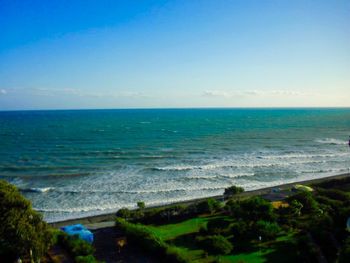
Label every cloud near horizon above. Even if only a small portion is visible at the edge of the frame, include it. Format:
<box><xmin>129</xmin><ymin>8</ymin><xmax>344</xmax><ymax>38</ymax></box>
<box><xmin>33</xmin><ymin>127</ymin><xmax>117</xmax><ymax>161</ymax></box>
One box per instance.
<box><xmin>203</xmin><ymin>89</ymin><xmax>309</xmax><ymax>98</ymax></box>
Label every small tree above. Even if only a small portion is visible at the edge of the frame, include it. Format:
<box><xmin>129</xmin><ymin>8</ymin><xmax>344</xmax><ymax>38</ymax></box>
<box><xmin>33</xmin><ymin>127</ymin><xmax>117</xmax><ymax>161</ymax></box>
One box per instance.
<box><xmin>197</xmin><ymin>198</ymin><xmax>222</xmax><ymax>214</ymax></box>
<box><xmin>116</xmin><ymin>208</ymin><xmax>131</xmax><ymax>220</ymax></box>
<box><xmin>137</xmin><ymin>201</ymin><xmax>146</xmax><ymax>210</ymax></box>
<box><xmin>253</xmin><ymin>220</ymin><xmax>281</xmax><ymax>240</ymax></box>
<box><xmin>224</xmin><ymin>185</ymin><xmax>244</xmax><ymax>197</ymax></box>
<box><xmin>196</xmin><ymin>235</ymin><xmax>233</xmax><ymax>255</ymax></box>
<box><xmin>0</xmin><ymin>180</ymin><xmax>52</xmax><ymax>262</ymax></box>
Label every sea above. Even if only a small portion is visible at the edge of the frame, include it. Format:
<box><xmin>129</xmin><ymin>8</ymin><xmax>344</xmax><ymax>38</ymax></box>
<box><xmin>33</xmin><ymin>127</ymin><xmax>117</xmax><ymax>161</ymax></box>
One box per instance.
<box><xmin>0</xmin><ymin>108</ymin><xmax>349</xmax><ymax>222</ymax></box>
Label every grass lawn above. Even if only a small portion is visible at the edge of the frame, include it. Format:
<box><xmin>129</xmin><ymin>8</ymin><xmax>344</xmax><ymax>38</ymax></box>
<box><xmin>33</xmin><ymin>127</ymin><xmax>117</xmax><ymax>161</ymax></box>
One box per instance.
<box><xmin>147</xmin><ymin>215</ymin><xmax>216</xmax><ymax>240</ymax></box>
<box><xmin>219</xmin><ymin>233</ymin><xmax>298</xmax><ymax>263</ymax></box>
<box><xmin>146</xmin><ymin>215</ymin><xmax>299</xmax><ymax>263</ymax></box>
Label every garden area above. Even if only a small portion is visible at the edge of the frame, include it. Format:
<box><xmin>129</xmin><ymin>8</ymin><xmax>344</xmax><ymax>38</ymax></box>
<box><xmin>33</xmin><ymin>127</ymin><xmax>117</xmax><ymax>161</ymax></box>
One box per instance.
<box><xmin>115</xmin><ymin>180</ymin><xmax>350</xmax><ymax>263</ymax></box>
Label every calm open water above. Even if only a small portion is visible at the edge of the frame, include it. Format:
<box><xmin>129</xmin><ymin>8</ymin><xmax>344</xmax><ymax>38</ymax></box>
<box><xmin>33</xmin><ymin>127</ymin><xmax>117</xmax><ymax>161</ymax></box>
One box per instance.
<box><xmin>0</xmin><ymin>108</ymin><xmax>349</xmax><ymax>222</ymax></box>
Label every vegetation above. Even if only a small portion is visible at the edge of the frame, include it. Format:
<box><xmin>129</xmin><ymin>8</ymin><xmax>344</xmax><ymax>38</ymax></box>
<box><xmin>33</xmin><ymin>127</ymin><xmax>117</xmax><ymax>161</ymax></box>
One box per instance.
<box><xmin>115</xmin><ymin>177</ymin><xmax>350</xmax><ymax>262</ymax></box>
<box><xmin>196</xmin><ymin>235</ymin><xmax>233</xmax><ymax>255</ymax></box>
<box><xmin>0</xmin><ymin>180</ymin><xmax>52</xmax><ymax>262</ymax></box>
<box><xmin>224</xmin><ymin>185</ymin><xmax>244</xmax><ymax>197</ymax></box>
<box><xmin>52</xmin><ymin>229</ymin><xmax>101</xmax><ymax>263</ymax></box>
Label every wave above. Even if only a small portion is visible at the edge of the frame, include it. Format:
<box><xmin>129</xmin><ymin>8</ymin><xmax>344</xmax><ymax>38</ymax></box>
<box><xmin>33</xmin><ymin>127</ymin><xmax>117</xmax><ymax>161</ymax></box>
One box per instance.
<box><xmin>315</xmin><ymin>138</ymin><xmax>346</xmax><ymax>145</ymax></box>
<box><xmin>150</xmin><ymin>158</ymin><xmax>332</xmax><ymax>172</ymax></box>
<box><xmin>20</xmin><ymin>187</ymin><xmax>55</xmax><ymax>193</ymax></box>
<box><xmin>39</xmin><ymin>185</ymin><xmax>227</xmax><ymax>195</ymax></box>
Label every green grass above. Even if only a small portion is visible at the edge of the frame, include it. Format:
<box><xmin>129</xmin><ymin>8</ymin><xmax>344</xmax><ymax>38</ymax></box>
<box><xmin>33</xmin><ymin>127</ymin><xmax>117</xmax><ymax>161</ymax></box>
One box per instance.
<box><xmin>147</xmin><ymin>216</ymin><xmax>211</xmax><ymax>240</ymax></box>
<box><xmin>219</xmin><ymin>233</ymin><xmax>298</xmax><ymax>263</ymax></box>
<box><xmin>146</xmin><ymin>216</ymin><xmax>299</xmax><ymax>263</ymax></box>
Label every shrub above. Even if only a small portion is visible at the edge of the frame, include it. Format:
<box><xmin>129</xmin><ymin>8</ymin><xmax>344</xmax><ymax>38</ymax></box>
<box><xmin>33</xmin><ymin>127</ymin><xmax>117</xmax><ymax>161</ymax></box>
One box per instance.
<box><xmin>229</xmin><ymin>220</ymin><xmax>251</xmax><ymax>241</ymax></box>
<box><xmin>115</xmin><ymin>218</ymin><xmax>165</xmax><ymax>254</ymax></box>
<box><xmin>253</xmin><ymin>220</ymin><xmax>281</xmax><ymax>240</ymax></box>
<box><xmin>224</xmin><ymin>185</ymin><xmax>244</xmax><ymax>197</ymax></box>
<box><xmin>196</xmin><ymin>235</ymin><xmax>233</xmax><ymax>255</ymax></box>
<box><xmin>196</xmin><ymin>198</ymin><xmax>222</xmax><ymax>214</ymax></box>
<box><xmin>137</xmin><ymin>201</ymin><xmax>146</xmax><ymax>210</ymax></box>
<box><xmin>239</xmin><ymin>196</ymin><xmax>275</xmax><ymax>222</ymax></box>
<box><xmin>57</xmin><ymin>232</ymin><xmax>95</xmax><ymax>258</ymax></box>
<box><xmin>115</xmin><ymin>218</ymin><xmax>191</xmax><ymax>262</ymax></box>
<box><xmin>116</xmin><ymin>207</ymin><xmax>131</xmax><ymax>219</ymax></box>
<box><xmin>206</xmin><ymin>218</ymin><xmax>231</xmax><ymax>235</ymax></box>
<box><xmin>289</xmin><ymin>191</ymin><xmax>319</xmax><ymax>214</ymax></box>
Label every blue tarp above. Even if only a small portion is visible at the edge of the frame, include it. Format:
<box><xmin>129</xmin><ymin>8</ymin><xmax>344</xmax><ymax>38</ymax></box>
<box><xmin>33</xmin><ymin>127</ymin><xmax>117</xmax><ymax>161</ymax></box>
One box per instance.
<box><xmin>60</xmin><ymin>224</ymin><xmax>94</xmax><ymax>244</ymax></box>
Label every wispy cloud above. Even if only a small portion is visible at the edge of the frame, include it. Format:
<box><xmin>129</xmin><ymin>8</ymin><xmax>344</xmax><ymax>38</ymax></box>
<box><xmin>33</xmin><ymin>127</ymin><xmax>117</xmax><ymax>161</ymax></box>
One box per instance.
<box><xmin>203</xmin><ymin>89</ymin><xmax>310</xmax><ymax>98</ymax></box>
<box><xmin>0</xmin><ymin>89</ymin><xmax>7</xmax><ymax>95</ymax></box>
<box><xmin>32</xmin><ymin>88</ymin><xmax>150</xmax><ymax>99</ymax></box>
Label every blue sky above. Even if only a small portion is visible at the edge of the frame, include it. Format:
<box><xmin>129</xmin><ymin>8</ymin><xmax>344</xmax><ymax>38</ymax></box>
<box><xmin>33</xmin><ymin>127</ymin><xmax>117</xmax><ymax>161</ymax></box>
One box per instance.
<box><xmin>0</xmin><ymin>0</ymin><xmax>349</xmax><ymax>110</ymax></box>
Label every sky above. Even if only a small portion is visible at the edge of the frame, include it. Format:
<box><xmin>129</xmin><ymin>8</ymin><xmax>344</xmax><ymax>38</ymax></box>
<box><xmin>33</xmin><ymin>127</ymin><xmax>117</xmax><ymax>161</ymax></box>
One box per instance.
<box><xmin>0</xmin><ymin>0</ymin><xmax>349</xmax><ymax>110</ymax></box>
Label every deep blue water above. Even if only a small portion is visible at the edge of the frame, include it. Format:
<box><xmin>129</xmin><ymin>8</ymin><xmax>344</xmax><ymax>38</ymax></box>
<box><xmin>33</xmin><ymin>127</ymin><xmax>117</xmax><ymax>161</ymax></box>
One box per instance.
<box><xmin>1</xmin><ymin>108</ymin><xmax>350</xmax><ymax>222</ymax></box>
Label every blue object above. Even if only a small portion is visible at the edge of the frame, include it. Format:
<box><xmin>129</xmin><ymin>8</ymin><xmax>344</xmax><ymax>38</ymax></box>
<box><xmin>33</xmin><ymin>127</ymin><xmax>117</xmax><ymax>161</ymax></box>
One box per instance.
<box><xmin>60</xmin><ymin>224</ymin><xmax>94</xmax><ymax>244</ymax></box>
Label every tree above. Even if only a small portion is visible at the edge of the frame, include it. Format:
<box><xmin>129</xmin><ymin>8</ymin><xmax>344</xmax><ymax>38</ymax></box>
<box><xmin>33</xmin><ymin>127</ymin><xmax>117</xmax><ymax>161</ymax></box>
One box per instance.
<box><xmin>116</xmin><ymin>207</ymin><xmax>131</xmax><ymax>220</ymax></box>
<box><xmin>196</xmin><ymin>235</ymin><xmax>233</xmax><ymax>255</ymax></box>
<box><xmin>224</xmin><ymin>185</ymin><xmax>244</xmax><ymax>197</ymax></box>
<box><xmin>253</xmin><ymin>220</ymin><xmax>281</xmax><ymax>240</ymax></box>
<box><xmin>197</xmin><ymin>198</ymin><xmax>222</xmax><ymax>214</ymax></box>
<box><xmin>289</xmin><ymin>200</ymin><xmax>303</xmax><ymax>216</ymax></box>
<box><xmin>239</xmin><ymin>196</ymin><xmax>275</xmax><ymax>222</ymax></box>
<box><xmin>137</xmin><ymin>201</ymin><xmax>146</xmax><ymax>210</ymax></box>
<box><xmin>0</xmin><ymin>180</ymin><xmax>52</xmax><ymax>262</ymax></box>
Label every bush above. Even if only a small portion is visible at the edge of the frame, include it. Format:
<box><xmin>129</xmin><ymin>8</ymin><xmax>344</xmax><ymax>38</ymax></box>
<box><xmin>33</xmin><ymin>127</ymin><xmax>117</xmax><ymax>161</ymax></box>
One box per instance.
<box><xmin>253</xmin><ymin>220</ymin><xmax>281</xmax><ymax>240</ymax></box>
<box><xmin>206</xmin><ymin>218</ymin><xmax>231</xmax><ymax>235</ymax></box>
<box><xmin>239</xmin><ymin>196</ymin><xmax>275</xmax><ymax>222</ymax></box>
<box><xmin>196</xmin><ymin>198</ymin><xmax>222</xmax><ymax>214</ymax></box>
<box><xmin>115</xmin><ymin>218</ymin><xmax>190</xmax><ymax>262</ymax></box>
<box><xmin>229</xmin><ymin>220</ymin><xmax>251</xmax><ymax>241</ymax></box>
<box><xmin>196</xmin><ymin>235</ymin><xmax>233</xmax><ymax>255</ymax></box>
<box><xmin>57</xmin><ymin>232</ymin><xmax>95</xmax><ymax>258</ymax></box>
<box><xmin>116</xmin><ymin>207</ymin><xmax>131</xmax><ymax>219</ymax></box>
<box><xmin>289</xmin><ymin>191</ymin><xmax>319</xmax><ymax>214</ymax></box>
<box><xmin>224</xmin><ymin>185</ymin><xmax>244</xmax><ymax>197</ymax></box>
<box><xmin>115</xmin><ymin>218</ymin><xmax>165</xmax><ymax>254</ymax></box>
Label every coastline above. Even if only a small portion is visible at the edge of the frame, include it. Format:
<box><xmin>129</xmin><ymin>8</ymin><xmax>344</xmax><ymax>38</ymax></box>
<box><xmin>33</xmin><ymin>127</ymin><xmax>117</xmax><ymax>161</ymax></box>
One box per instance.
<box><xmin>49</xmin><ymin>172</ymin><xmax>350</xmax><ymax>228</ymax></box>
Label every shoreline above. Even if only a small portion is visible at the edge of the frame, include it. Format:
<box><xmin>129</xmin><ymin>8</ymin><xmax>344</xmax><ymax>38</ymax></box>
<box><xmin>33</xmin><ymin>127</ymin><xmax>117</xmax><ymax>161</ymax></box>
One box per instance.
<box><xmin>49</xmin><ymin>172</ymin><xmax>350</xmax><ymax>228</ymax></box>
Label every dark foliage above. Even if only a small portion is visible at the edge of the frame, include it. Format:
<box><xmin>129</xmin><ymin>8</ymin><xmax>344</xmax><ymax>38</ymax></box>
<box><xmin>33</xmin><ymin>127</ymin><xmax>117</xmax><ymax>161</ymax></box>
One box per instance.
<box><xmin>196</xmin><ymin>235</ymin><xmax>233</xmax><ymax>255</ymax></box>
<box><xmin>0</xmin><ymin>180</ymin><xmax>52</xmax><ymax>262</ymax></box>
<box><xmin>224</xmin><ymin>185</ymin><xmax>244</xmax><ymax>197</ymax></box>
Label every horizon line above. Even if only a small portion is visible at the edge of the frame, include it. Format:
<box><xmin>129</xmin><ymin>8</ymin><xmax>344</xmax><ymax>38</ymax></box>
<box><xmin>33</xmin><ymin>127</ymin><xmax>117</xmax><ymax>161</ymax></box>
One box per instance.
<box><xmin>1</xmin><ymin>106</ymin><xmax>350</xmax><ymax>112</ymax></box>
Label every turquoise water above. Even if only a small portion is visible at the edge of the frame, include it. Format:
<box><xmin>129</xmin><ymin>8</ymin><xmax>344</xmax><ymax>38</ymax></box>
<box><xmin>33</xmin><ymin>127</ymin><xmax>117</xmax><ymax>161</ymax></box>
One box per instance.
<box><xmin>0</xmin><ymin>108</ymin><xmax>349</xmax><ymax>222</ymax></box>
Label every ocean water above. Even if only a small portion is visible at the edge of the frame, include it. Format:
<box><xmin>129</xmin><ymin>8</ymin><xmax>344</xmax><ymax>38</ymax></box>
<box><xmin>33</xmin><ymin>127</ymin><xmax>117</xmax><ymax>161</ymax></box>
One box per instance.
<box><xmin>0</xmin><ymin>108</ymin><xmax>349</xmax><ymax>222</ymax></box>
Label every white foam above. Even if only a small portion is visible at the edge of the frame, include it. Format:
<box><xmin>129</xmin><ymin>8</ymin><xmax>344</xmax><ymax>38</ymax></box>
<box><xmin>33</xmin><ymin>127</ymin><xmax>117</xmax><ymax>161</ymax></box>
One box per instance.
<box><xmin>315</xmin><ymin>138</ymin><xmax>346</xmax><ymax>145</ymax></box>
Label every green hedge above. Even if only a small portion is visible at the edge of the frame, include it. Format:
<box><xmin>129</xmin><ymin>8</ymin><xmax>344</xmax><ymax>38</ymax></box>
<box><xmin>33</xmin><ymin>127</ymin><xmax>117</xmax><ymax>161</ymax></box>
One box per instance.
<box><xmin>55</xmin><ymin>231</ymin><xmax>100</xmax><ymax>263</ymax></box>
<box><xmin>115</xmin><ymin>217</ymin><xmax>190</xmax><ymax>263</ymax></box>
